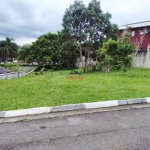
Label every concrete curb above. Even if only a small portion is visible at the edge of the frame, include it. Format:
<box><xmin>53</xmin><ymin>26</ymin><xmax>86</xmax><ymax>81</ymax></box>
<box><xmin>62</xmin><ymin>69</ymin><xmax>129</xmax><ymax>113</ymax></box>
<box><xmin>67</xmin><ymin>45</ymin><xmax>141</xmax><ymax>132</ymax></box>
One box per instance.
<box><xmin>0</xmin><ymin>97</ymin><xmax>150</xmax><ymax>118</ymax></box>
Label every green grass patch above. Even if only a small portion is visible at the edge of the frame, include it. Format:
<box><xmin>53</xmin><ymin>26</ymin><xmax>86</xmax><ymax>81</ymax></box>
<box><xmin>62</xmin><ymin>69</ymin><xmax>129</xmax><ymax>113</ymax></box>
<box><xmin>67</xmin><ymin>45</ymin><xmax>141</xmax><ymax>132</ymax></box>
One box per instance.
<box><xmin>0</xmin><ymin>68</ymin><xmax>150</xmax><ymax>111</ymax></box>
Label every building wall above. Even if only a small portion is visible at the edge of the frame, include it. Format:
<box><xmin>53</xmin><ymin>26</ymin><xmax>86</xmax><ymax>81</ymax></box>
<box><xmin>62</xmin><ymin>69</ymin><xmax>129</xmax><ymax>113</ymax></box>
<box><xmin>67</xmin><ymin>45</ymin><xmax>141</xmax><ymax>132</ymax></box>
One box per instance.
<box><xmin>132</xmin><ymin>43</ymin><xmax>150</xmax><ymax>68</ymax></box>
<box><xmin>76</xmin><ymin>56</ymin><xmax>97</xmax><ymax>68</ymax></box>
<box><xmin>18</xmin><ymin>66</ymin><xmax>35</xmax><ymax>72</ymax></box>
<box><xmin>118</xmin><ymin>27</ymin><xmax>150</xmax><ymax>49</ymax></box>
<box><xmin>76</xmin><ymin>45</ymin><xmax>150</xmax><ymax>68</ymax></box>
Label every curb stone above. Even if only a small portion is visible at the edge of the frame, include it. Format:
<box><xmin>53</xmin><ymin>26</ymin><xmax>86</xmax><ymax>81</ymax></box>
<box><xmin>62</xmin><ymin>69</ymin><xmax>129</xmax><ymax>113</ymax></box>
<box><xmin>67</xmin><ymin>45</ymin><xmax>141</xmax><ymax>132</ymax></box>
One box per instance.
<box><xmin>126</xmin><ymin>98</ymin><xmax>147</xmax><ymax>104</ymax></box>
<box><xmin>0</xmin><ymin>97</ymin><xmax>150</xmax><ymax>118</ymax></box>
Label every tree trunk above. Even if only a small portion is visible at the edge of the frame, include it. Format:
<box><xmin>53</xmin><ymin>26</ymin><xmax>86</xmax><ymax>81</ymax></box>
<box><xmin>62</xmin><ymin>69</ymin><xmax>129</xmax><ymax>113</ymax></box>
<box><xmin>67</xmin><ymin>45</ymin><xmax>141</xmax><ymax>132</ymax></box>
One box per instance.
<box><xmin>84</xmin><ymin>59</ymin><xmax>88</xmax><ymax>73</ymax></box>
<box><xmin>84</xmin><ymin>48</ymin><xmax>91</xmax><ymax>73</ymax></box>
<box><xmin>78</xmin><ymin>46</ymin><xmax>92</xmax><ymax>73</ymax></box>
<box><xmin>73</xmin><ymin>57</ymin><xmax>77</xmax><ymax>68</ymax></box>
<box><xmin>79</xmin><ymin>47</ymin><xmax>84</xmax><ymax>72</ymax></box>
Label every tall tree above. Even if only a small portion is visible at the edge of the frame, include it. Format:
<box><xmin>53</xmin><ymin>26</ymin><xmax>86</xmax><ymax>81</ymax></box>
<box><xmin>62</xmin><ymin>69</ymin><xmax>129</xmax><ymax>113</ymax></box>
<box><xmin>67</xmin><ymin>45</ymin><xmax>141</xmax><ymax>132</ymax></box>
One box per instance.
<box><xmin>62</xmin><ymin>0</ymin><xmax>118</xmax><ymax>72</ymax></box>
<box><xmin>0</xmin><ymin>37</ymin><xmax>18</xmax><ymax>62</ymax></box>
<box><xmin>31</xmin><ymin>31</ymin><xmax>79</xmax><ymax>70</ymax></box>
<box><xmin>57</xmin><ymin>29</ymin><xmax>79</xmax><ymax>69</ymax></box>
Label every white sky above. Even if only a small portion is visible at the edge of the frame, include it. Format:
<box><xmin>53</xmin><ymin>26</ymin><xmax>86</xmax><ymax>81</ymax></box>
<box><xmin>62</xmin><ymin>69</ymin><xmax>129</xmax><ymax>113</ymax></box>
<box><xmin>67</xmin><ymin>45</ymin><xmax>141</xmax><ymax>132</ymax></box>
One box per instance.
<box><xmin>0</xmin><ymin>0</ymin><xmax>150</xmax><ymax>46</ymax></box>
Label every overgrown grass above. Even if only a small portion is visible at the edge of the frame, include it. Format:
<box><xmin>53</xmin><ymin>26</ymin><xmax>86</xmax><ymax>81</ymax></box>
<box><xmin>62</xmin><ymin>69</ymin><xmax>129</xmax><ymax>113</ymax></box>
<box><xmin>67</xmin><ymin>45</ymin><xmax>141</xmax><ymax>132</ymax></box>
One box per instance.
<box><xmin>0</xmin><ymin>68</ymin><xmax>150</xmax><ymax>111</ymax></box>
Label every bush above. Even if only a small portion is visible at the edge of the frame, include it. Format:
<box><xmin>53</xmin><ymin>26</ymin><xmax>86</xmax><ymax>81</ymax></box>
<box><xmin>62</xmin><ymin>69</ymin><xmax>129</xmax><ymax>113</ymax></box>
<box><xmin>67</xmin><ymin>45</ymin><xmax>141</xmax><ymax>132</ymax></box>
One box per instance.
<box><xmin>0</xmin><ymin>63</ymin><xmax>20</xmax><ymax>72</ymax></box>
<box><xmin>96</xmin><ymin>38</ymin><xmax>135</xmax><ymax>72</ymax></box>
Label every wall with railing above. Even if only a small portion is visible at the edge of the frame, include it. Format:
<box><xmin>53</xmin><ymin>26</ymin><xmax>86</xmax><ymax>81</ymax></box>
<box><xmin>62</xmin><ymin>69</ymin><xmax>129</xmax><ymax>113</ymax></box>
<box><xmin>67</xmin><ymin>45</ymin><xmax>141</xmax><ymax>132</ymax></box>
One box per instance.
<box><xmin>0</xmin><ymin>71</ymin><xmax>26</xmax><ymax>80</ymax></box>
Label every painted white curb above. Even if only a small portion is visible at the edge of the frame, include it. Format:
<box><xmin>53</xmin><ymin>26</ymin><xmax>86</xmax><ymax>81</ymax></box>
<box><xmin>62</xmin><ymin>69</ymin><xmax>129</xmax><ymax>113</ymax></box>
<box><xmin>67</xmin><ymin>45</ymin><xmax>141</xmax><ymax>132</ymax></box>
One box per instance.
<box><xmin>0</xmin><ymin>97</ymin><xmax>150</xmax><ymax>118</ymax></box>
<box><xmin>4</xmin><ymin>107</ymin><xmax>51</xmax><ymax>118</ymax></box>
<box><xmin>146</xmin><ymin>97</ymin><xmax>150</xmax><ymax>103</ymax></box>
<box><xmin>84</xmin><ymin>101</ymin><xmax>118</xmax><ymax>109</ymax></box>
<box><xmin>51</xmin><ymin>104</ymin><xmax>85</xmax><ymax>112</ymax></box>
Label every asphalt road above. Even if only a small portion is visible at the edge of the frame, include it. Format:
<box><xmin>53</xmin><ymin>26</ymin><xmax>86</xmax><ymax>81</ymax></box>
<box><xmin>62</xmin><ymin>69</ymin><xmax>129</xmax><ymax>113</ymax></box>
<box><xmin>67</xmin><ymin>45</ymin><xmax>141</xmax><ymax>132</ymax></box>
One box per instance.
<box><xmin>0</xmin><ymin>107</ymin><xmax>150</xmax><ymax>150</ymax></box>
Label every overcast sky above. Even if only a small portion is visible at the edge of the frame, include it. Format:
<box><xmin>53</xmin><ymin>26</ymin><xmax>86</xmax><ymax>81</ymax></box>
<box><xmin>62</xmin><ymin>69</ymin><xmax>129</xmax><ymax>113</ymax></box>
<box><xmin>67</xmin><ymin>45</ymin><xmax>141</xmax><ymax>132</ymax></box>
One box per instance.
<box><xmin>0</xmin><ymin>0</ymin><xmax>150</xmax><ymax>46</ymax></box>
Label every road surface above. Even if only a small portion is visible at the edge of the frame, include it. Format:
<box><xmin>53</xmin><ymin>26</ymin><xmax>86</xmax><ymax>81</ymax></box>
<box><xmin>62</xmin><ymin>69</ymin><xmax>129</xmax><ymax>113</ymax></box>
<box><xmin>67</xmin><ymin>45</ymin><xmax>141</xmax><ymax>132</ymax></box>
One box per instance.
<box><xmin>0</xmin><ymin>107</ymin><xmax>150</xmax><ymax>150</ymax></box>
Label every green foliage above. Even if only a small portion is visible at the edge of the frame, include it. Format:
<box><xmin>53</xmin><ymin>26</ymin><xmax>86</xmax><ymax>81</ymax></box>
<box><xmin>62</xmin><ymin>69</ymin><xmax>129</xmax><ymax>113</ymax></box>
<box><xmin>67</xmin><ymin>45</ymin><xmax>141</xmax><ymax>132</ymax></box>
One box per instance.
<box><xmin>31</xmin><ymin>31</ymin><xmax>79</xmax><ymax>70</ymax></box>
<box><xmin>0</xmin><ymin>37</ymin><xmax>18</xmax><ymax>62</ymax></box>
<box><xmin>62</xmin><ymin>0</ymin><xmax>118</xmax><ymax>72</ymax></box>
<box><xmin>31</xmin><ymin>32</ymin><xmax>59</xmax><ymax>68</ymax></box>
<box><xmin>18</xmin><ymin>44</ymin><xmax>32</xmax><ymax>64</ymax></box>
<box><xmin>57</xmin><ymin>29</ymin><xmax>79</xmax><ymax>69</ymax></box>
<box><xmin>118</xmin><ymin>26</ymin><xmax>131</xmax><ymax>43</ymax></box>
<box><xmin>63</xmin><ymin>0</ymin><xmax>118</xmax><ymax>45</ymax></box>
<box><xmin>1</xmin><ymin>63</ymin><xmax>20</xmax><ymax>72</ymax></box>
<box><xmin>96</xmin><ymin>38</ymin><xmax>135</xmax><ymax>72</ymax></box>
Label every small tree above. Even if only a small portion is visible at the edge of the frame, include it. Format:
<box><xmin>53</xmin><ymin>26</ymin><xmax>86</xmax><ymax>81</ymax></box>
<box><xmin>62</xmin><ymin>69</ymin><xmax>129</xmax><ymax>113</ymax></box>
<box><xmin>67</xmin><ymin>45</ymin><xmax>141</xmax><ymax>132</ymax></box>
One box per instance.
<box><xmin>96</xmin><ymin>39</ymin><xmax>117</xmax><ymax>73</ymax></box>
<box><xmin>120</xmin><ymin>27</ymin><xmax>131</xmax><ymax>43</ymax></box>
<box><xmin>96</xmin><ymin>38</ymin><xmax>135</xmax><ymax>73</ymax></box>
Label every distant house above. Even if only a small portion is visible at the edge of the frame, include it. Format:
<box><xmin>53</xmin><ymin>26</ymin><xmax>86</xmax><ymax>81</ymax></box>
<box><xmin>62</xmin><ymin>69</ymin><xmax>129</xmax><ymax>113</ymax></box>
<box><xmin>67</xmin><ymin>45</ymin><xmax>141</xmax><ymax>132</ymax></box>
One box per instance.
<box><xmin>118</xmin><ymin>20</ymin><xmax>150</xmax><ymax>50</ymax></box>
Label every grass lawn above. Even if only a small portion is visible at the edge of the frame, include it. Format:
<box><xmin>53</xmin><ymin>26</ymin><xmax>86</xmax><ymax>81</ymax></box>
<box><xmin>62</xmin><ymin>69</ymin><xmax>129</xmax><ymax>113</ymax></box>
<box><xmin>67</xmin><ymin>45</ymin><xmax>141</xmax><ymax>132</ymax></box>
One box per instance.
<box><xmin>0</xmin><ymin>68</ymin><xmax>150</xmax><ymax>111</ymax></box>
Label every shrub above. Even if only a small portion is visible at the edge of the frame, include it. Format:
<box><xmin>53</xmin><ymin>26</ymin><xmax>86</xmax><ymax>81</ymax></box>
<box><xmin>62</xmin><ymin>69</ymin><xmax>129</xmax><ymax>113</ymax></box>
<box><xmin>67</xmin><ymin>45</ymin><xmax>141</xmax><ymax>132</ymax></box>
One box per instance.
<box><xmin>96</xmin><ymin>38</ymin><xmax>135</xmax><ymax>72</ymax></box>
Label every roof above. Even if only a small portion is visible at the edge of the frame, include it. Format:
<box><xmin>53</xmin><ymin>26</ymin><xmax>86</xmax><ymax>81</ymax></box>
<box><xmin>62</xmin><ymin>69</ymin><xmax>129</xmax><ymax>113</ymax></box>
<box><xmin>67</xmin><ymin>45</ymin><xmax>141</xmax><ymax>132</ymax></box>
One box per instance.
<box><xmin>0</xmin><ymin>67</ymin><xmax>10</xmax><ymax>74</ymax></box>
<box><xmin>119</xmin><ymin>20</ymin><xmax>150</xmax><ymax>30</ymax></box>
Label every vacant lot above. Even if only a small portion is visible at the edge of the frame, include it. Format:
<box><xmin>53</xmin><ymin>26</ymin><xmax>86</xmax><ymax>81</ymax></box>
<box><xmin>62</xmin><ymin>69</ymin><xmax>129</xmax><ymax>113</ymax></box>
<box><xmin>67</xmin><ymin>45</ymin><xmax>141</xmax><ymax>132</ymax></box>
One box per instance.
<box><xmin>0</xmin><ymin>68</ymin><xmax>150</xmax><ymax>111</ymax></box>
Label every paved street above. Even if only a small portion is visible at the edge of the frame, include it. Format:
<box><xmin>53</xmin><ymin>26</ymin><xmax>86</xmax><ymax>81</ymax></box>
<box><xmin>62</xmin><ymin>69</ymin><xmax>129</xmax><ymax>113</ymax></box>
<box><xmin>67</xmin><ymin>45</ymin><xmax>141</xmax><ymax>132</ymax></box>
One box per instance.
<box><xmin>0</xmin><ymin>107</ymin><xmax>150</xmax><ymax>150</ymax></box>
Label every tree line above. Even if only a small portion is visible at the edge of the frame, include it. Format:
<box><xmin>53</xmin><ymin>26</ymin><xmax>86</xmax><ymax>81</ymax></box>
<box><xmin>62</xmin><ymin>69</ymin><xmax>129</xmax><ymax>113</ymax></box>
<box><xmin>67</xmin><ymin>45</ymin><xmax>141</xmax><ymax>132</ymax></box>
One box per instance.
<box><xmin>0</xmin><ymin>0</ymin><xmax>135</xmax><ymax>73</ymax></box>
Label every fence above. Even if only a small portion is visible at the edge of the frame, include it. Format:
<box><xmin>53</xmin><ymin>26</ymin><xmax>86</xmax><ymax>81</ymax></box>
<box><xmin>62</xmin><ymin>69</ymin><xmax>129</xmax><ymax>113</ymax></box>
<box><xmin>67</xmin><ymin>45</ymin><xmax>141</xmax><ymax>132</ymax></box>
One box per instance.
<box><xmin>0</xmin><ymin>71</ymin><xmax>26</xmax><ymax>80</ymax></box>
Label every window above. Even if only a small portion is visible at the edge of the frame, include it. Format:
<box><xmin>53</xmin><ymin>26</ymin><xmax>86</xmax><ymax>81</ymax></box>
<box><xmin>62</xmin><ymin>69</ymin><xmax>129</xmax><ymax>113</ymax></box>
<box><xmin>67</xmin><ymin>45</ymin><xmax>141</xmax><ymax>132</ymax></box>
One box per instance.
<box><xmin>140</xmin><ymin>30</ymin><xmax>144</xmax><ymax>35</ymax></box>
<box><xmin>131</xmin><ymin>31</ymin><xmax>135</xmax><ymax>37</ymax></box>
<box><xmin>140</xmin><ymin>28</ymin><xmax>150</xmax><ymax>34</ymax></box>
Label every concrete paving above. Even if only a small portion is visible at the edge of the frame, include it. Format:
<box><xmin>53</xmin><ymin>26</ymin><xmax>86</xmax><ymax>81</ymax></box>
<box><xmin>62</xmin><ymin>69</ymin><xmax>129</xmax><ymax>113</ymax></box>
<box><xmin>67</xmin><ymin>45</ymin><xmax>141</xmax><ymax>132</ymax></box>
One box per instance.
<box><xmin>0</xmin><ymin>104</ymin><xmax>150</xmax><ymax>150</ymax></box>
